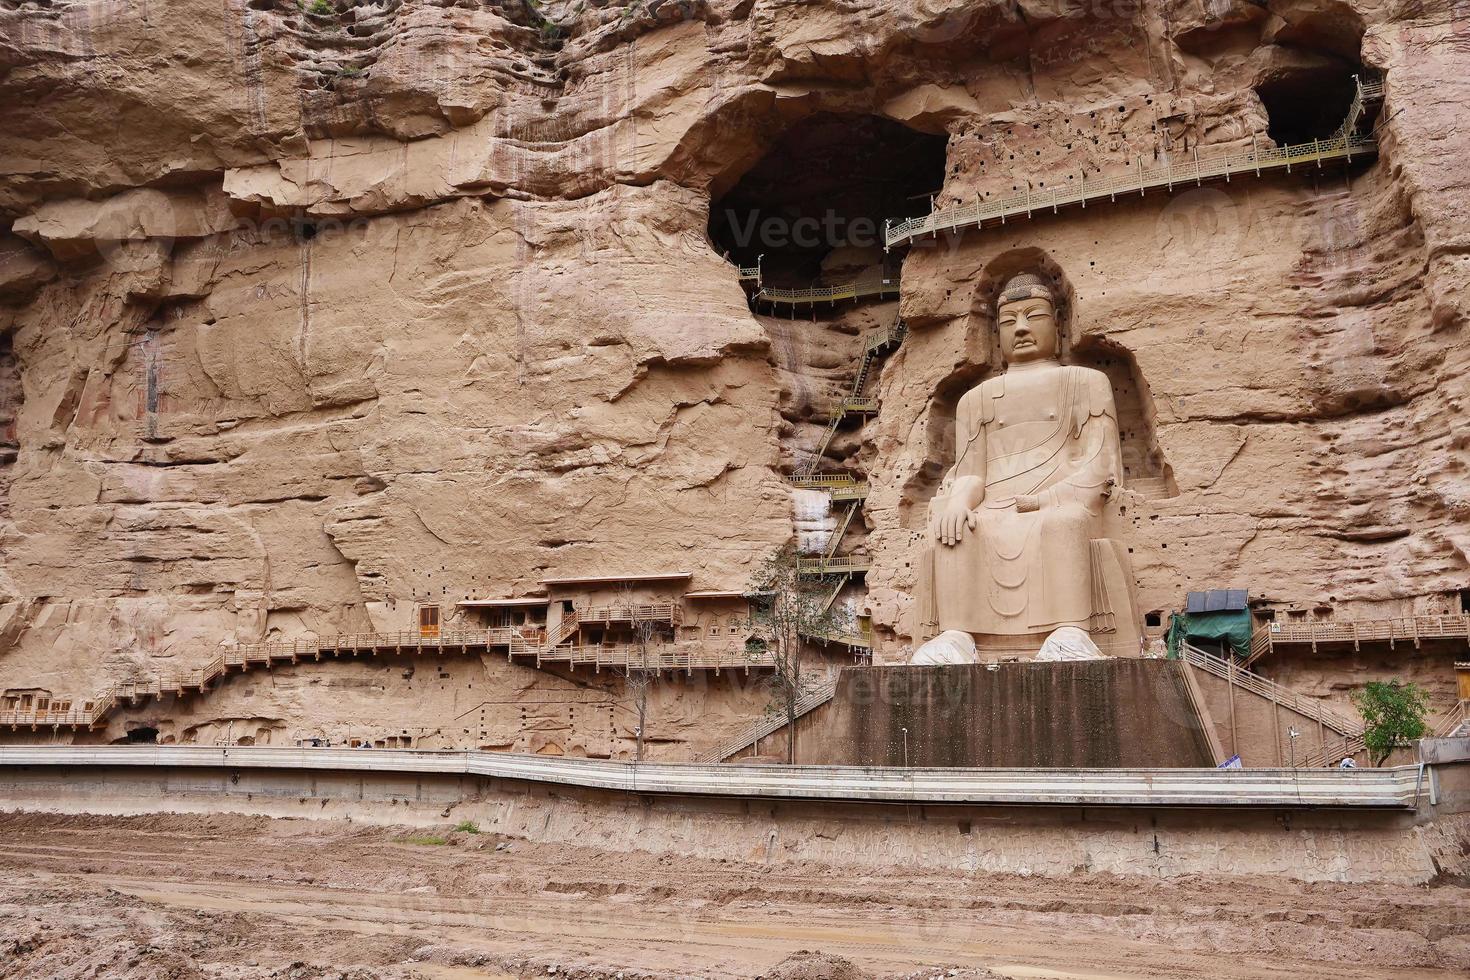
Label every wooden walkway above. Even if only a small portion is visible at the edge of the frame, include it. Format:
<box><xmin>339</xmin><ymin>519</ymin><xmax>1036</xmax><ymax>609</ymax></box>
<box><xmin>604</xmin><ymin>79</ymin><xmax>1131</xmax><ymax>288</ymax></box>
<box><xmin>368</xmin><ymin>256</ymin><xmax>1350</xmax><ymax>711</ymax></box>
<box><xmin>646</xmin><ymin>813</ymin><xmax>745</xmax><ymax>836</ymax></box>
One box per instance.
<box><xmin>0</xmin><ymin>627</ymin><xmax>776</xmax><ymax>732</ymax></box>
<box><xmin>886</xmin><ymin>79</ymin><xmax>1383</xmax><ymax>250</ymax></box>
<box><xmin>1246</xmin><ymin>614</ymin><xmax>1470</xmax><ymax>666</ymax></box>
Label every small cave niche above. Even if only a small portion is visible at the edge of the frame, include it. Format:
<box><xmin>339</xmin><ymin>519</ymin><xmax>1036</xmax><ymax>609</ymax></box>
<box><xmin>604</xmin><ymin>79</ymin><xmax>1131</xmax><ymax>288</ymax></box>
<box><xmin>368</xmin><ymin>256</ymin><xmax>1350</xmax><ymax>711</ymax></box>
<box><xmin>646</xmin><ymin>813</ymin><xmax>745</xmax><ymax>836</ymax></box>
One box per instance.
<box><xmin>708</xmin><ymin>113</ymin><xmax>948</xmax><ymax>290</ymax></box>
<box><xmin>122</xmin><ymin>726</ymin><xmax>159</xmax><ymax>744</ymax></box>
<box><xmin>1071</xmin><ymin>336</ymin><xmax>1175</xmax><ymax>496</ymax></box>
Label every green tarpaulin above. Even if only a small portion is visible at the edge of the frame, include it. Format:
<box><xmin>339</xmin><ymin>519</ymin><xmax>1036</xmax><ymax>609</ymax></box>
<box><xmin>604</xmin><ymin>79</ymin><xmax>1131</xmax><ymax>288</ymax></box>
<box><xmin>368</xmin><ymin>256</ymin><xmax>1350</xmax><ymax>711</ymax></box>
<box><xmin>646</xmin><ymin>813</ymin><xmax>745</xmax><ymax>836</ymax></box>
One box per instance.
<box><xmin>1166</xmin><ymin>608</ymin><xmax>1253</xmax><ymax>660</ymax></box>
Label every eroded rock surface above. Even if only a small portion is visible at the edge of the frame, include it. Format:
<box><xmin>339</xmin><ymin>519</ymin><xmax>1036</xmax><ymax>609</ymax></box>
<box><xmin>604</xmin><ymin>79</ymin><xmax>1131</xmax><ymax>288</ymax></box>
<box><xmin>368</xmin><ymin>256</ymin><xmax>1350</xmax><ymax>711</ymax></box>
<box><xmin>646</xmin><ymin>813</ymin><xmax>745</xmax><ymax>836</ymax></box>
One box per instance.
<box><xmin>1</xmin><ymin>0</ymin><xmax>1467</xmax><ymax>751</ymax></box>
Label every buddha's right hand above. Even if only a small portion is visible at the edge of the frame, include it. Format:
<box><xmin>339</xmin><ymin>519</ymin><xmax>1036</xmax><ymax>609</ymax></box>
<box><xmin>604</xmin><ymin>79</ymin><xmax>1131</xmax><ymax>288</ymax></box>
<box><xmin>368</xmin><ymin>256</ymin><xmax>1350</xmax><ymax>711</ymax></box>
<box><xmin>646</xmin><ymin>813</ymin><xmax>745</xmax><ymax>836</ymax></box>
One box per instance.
<box><xmin>933</xmin><ymin>501</ymin><xmax>977</xmax><ymax>547</ymax></box>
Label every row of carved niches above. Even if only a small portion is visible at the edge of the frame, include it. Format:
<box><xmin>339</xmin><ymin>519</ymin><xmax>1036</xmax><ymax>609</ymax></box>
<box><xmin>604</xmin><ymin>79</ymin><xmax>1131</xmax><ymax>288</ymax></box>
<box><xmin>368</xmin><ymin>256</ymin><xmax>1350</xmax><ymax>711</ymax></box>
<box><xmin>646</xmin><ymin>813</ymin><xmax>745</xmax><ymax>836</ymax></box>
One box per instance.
<box><xmin>899</xmin><ymin>248</ymin><xmax>1176</xmax><ymax>533</ymax></box>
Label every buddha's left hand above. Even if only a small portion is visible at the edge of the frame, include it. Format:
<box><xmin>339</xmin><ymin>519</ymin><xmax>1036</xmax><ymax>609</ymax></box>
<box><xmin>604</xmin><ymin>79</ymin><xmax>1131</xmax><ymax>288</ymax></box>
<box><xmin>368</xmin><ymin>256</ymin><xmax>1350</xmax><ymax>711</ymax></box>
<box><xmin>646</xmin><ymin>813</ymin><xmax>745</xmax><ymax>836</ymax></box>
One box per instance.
<box><xmin>1014</xmin><ymin>494</ymin><xmax>1041</xmax><ymax>513</ymax></box>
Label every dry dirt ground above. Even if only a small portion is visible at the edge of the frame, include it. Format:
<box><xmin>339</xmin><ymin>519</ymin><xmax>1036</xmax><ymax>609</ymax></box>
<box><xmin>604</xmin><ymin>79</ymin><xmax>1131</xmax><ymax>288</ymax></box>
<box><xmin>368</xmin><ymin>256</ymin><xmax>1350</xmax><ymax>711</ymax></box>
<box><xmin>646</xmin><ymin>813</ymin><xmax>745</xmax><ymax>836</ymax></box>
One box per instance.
<box><xmin>0</xmin><ymin>812</ymin><xmax>1467</xmax><ymax>980</ymax></box>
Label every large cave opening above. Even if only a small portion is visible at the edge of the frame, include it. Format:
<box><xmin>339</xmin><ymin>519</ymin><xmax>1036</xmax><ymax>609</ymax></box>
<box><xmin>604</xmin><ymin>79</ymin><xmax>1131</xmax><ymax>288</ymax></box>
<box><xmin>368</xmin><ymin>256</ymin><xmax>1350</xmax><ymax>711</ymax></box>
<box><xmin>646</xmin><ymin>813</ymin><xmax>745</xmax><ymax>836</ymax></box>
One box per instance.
<box><xmin>709</xmin><ymin>114</ymin><xmax>947</xmax><ymax>290</ymax></box>
<box><xmin>1254</xmin><ymin>11</ymin><xmax>1369</xmax><ymax>146</ymax></box>
<box><xmin>1256</xmin><ymin>64</ymin><xmax>1359</xmax><ymax>145</ymax></box>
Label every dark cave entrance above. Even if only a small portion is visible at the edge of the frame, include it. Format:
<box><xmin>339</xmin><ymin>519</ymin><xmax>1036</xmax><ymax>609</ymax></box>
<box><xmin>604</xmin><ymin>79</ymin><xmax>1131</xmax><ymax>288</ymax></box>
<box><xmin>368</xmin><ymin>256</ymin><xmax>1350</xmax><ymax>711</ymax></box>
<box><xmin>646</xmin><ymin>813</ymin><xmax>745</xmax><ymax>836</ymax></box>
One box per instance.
<box><xmin>1254</xmin><ymin>13</ymin><xmax>1370</xmax><ymax>146</ymax></box>
<box><xmin>708</xmin><ymin>114</ymin><xmax>948</xmax><ymax>291</ymax></box>
<box><xmin>123</xmin><ymin>726</ymin><xmax>159</xmax><ymax>744</ymax></box>
<box><xmin>1256</xmin><ymin>66</ymin><xmax>1359</xmax><ymax>145</ymax></box>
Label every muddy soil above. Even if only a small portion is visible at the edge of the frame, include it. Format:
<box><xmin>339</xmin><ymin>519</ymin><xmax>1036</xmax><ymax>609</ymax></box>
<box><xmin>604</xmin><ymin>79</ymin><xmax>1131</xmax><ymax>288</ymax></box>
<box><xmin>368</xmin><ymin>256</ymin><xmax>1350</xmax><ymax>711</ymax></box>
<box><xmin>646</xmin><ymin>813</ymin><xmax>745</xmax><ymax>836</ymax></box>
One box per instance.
<box><xmin>0</xmin><ymin>811</ymin><xmax>1466</xmax><ymax>979</ymax></box>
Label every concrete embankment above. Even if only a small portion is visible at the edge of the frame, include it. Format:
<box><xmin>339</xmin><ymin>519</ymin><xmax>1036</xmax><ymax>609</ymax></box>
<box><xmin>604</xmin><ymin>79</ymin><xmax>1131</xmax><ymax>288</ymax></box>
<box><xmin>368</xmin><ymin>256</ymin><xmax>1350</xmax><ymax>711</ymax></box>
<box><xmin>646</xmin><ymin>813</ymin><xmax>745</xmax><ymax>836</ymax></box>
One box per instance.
<box><xmin>2</xmin><ymin>744</ymin><xmax>1468</xmax><ymax>884</ymax></box>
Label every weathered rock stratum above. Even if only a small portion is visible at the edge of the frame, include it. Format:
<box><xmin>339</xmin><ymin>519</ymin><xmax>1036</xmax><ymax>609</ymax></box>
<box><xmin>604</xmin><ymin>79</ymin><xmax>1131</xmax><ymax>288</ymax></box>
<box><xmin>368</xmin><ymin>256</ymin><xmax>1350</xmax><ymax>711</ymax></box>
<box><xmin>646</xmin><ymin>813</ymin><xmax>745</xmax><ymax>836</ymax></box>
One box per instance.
<box><xmin>1</xmin><ymin>0</ymin><xmax>1466</xmax><ymax>753</ymax></box>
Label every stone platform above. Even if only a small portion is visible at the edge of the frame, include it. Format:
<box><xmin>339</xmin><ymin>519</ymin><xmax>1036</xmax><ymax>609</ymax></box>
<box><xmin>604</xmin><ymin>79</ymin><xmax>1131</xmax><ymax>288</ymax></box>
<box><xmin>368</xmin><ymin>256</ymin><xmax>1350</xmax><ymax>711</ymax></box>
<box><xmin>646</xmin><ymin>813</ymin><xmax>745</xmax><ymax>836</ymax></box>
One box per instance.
<box><xmin>799</xmin><ymin>660</ymin><xmax>1216</xmax><ymax>768</ymax></box>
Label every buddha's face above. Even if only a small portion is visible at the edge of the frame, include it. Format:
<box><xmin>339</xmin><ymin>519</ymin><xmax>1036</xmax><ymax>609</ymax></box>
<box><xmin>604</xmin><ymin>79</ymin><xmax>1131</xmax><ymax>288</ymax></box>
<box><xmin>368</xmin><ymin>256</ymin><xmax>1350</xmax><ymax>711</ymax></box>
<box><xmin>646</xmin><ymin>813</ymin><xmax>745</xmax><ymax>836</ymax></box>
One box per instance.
<box><xmin>997</xmin><ymin>294</ymin><xmax>1059</xmax><ymax>364</ymax></box>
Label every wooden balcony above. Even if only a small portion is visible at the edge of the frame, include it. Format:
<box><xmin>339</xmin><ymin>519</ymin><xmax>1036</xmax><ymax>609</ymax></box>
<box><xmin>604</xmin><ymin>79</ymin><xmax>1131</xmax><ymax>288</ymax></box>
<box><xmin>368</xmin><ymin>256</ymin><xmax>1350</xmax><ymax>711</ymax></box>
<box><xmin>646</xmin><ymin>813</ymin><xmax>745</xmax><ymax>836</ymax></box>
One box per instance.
<box><xmin>1249</xmin><ymin>615</ymin><xmax>1470</xmax><ymax>663</ymax></box>
<box><xmin>574</xmin><ymin>603</ymin><xmax>682</xmax><ymax>628</ymax></box>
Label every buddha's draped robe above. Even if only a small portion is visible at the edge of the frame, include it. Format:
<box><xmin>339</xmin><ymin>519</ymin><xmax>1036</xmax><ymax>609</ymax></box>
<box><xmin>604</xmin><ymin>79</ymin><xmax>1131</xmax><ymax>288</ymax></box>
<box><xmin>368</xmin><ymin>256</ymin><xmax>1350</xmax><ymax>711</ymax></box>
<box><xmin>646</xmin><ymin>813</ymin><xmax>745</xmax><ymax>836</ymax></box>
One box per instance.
<box><xmin>918</xmin><ymin>362</ymin><xmax>1125</xmax><ymax>637</ymax></box>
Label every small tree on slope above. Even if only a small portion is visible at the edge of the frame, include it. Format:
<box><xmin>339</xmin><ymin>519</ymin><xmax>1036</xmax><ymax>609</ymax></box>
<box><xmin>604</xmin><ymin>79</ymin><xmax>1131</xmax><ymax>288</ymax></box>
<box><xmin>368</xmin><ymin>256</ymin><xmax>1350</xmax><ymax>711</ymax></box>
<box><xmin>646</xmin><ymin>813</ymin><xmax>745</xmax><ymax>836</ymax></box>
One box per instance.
<box><xmin>747</xmin><ymin>543</ymin><xmax>853</xmax><ymax>764</ymax></box>
<box><xmin>1350</xmin><ymin>680</ymin><xmax>1429</xmax><ymax>767</ymax></box>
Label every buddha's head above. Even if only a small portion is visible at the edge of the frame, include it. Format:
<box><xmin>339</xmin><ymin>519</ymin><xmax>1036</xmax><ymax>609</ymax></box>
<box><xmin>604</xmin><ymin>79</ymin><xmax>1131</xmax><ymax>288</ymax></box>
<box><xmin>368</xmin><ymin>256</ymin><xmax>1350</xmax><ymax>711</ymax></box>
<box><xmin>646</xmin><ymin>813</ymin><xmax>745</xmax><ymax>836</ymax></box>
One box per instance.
<box><xmin>997</xmin><ymin>272</ymin><xmax>1059</xmax><ymax>365</ymax></box>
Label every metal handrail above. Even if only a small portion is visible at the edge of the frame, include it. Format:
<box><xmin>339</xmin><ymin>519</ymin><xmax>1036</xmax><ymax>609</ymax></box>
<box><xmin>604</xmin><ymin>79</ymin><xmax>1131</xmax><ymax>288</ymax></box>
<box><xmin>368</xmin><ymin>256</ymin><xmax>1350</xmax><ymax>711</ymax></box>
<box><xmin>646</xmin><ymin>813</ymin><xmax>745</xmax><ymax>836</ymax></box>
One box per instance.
<box><xmin>788</xmin><ymin>473</ymin><xmax>860</xmax><ymax>487</ymax></box>
<box><xmin>753</xmin><ymin>276</ymin><xmax>899</xmax><ymax>306</ymax></box>
<box><xmin>886</xmin><ymin>80</ymin><xmax>1382</xmax><ymax>250</ymax></box>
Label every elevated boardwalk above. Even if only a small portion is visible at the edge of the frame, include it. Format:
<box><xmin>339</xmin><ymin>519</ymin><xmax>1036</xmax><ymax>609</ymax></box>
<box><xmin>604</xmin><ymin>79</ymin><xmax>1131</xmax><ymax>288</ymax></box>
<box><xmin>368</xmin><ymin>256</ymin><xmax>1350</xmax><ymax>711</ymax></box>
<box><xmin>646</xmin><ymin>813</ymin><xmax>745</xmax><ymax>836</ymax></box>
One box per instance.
<box><xmin>797</xmin><ymin>555</ymin><xmax>871</xmax><ymax>576</ymax></box>
<box><xmin>0</xmin><ymin>627</ymin><xmax>776</xmax><ymax>733</ymax></box>
<box><xmin>886</xmin><ymin>79</ymin><xmax>1383</xmax><ymax>250</ymax></box>
<box><xmin>750</xmin><ymin>275</ymin><xmax>900</xmax><ymax>310</ymax></box>
<box><xmin>0</xmin><ymin>744</ymin><xmax>1426</xmax><ymax>808</ymax></box>
<box><xmin>1246</xmin><ymin>614</ymin><xmax>1470</xmax><ymax>666</ymax></box>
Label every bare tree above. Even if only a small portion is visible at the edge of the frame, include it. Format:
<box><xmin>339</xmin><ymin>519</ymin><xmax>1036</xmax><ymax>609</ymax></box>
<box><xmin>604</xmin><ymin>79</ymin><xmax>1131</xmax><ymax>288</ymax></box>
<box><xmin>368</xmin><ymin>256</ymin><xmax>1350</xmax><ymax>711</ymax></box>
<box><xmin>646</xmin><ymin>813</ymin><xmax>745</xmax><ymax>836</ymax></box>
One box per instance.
<box><xmin>747</xmin><ymin>543</ymin><xmax>854</xmax><ymax>764</ymax></box>
<box><xmin>617</xmin><ymin>583</ymin><xmax>658</xmax><ymax>762</ymax></box>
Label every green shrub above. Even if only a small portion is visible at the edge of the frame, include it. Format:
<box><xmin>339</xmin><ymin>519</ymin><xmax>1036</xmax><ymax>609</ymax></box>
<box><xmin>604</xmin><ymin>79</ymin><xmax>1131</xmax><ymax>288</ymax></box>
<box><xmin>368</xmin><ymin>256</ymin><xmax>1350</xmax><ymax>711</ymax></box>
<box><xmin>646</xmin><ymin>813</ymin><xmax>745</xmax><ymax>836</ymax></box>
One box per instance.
<box><xmin>309</xmin><ymin>0</ymin><xmax>333</xmax><ymax>16</ymax></box>
<box><xmin>453</xmin><ymin>820</ymin><xmax>479</xmax><ymax>834</ymax></box>
<box><xmin>1351</xmin><ymin>680</ymin><xmax>1429</xmax><ymax>767</ymax></box>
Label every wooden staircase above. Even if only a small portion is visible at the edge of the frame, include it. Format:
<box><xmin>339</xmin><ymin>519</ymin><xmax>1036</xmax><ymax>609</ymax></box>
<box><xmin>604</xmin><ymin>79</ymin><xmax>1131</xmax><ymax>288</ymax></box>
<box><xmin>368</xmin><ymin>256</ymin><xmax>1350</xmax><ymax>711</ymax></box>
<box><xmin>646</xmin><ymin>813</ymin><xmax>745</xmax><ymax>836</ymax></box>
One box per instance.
<box><xmin>1182</xmin><ymin>644</ymin><xmax>1363</xmax><ymax>736</ymax></box>
<box><xmin>692</xmin><ymin>676</ymin><xmax>840</xmax><ymax>763</ymax></box>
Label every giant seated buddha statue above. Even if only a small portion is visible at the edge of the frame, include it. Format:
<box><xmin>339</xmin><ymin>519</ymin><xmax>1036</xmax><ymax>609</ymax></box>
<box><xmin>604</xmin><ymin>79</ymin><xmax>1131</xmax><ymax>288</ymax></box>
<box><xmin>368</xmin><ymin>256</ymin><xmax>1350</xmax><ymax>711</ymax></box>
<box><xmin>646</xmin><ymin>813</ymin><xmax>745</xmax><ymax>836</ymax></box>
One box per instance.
<box><xmin>913</xmin><ymin>272</ymin><xmax>1142</xmax><ymax>662</ymax></box>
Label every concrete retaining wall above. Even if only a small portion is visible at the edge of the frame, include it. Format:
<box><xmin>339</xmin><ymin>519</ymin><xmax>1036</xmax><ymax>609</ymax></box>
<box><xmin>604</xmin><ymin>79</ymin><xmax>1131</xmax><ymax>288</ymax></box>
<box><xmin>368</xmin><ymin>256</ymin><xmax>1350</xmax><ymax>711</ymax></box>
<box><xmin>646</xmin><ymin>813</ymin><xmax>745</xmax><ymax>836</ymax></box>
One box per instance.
<box><xmin>3</xmin><ymin>755</ymin><xmax>1468</xmax><ymax>885</ymax></box>
<box><xmin>801</xmin><ymin>661</ymin><xmax>1215</xmax><ymax>768</ymax></box>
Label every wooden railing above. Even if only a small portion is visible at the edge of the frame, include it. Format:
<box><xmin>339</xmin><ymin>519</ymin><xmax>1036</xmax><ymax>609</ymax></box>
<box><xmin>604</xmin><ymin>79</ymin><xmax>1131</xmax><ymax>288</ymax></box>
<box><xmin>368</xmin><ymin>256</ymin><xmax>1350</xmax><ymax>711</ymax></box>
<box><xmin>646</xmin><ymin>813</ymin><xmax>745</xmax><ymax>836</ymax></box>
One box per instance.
<box><xmin>797</xmin><ymin>555</ymin><xmax>872</xmax><ymax>576</ymax></box>
<box><xmin>574</xmin><ymin>603</ymin><xmax>682</xmax><ymax>627</ymax></box>
<box><xmin>0</xmin><ymin>707</ymin><xmax>96</xmax><ymax>728</ymax></box>
<box><xmin>512</xmin><ymin>642</ymin><xmax>775</xmax><ymax>672</ymax></box>
<box><xmin>1244</xmin><ymin>626</ymin><xmax>1274</xmax><ymax>667</ymax></box>
<box><xmin>1301</xmin><ymin>733</ymin><xmax>1367</xmax><ymax>770</ymax></box>
<box><xmin>0</xmin><ymin>618</ymin><xmax>756</xmax><ymax>730</ymax></box>
<box><xmin>805</xmin><ymin>626</ymin><xmax>873</xmax><ymax>650</ymax></box>
<box><xmin>1433</xmin><ymin>700</ymin><xmax>1470</xmax><ymax>738</ymax></box>
<box><xmin>692</xmin><ymin>677</ymin><xmax>840</xmax><ymax>763</ymax></box>
<box><xmin>1255</xmin><ymin>614</ymin><xmax>1470</xmax><ymax>656</ymax></box>
<box><xmin>886</xmin><ymin>78</ymin><xmax>1382</xmax><ymax>249</ymax></box>
<box><xmin>1182</xmin><ymin>644</ymin><xmax>1362</xmax><ymax>736</ymax></box>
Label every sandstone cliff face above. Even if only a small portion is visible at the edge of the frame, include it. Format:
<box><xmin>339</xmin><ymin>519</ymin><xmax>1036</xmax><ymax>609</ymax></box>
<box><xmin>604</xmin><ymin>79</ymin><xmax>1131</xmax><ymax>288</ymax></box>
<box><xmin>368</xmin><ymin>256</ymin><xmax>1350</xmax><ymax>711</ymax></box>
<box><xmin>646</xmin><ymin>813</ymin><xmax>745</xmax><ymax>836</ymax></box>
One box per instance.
<box><xmin>1</xmin><ymin>0</ymin><xmax>1466</xmax><ymax>751</ymax></box>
